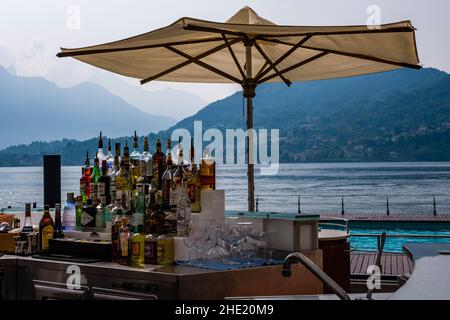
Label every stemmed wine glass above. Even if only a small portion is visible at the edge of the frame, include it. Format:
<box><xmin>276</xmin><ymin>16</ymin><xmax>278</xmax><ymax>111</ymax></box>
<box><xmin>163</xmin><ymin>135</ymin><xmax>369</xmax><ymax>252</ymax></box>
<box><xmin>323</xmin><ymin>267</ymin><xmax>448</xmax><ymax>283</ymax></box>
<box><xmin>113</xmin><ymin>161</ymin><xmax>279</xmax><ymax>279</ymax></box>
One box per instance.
<box><xmin>235</xmin><ymin>222</ymin><xmax>256</xmax><ymax>265</ymax></box>
<box><xmin>193</xmin><ymin>221</ymin><xmax>207</xmax><ymax>267</ymax></box>
<box><xmin>183</xmin><ymin>221</ymin><xmax>195</xmax><ymax>266</ymax></box>
<box><xmin>206</xmin><ymin>224</ymin><xmax>229</xmax><ymax>263</ymax></box>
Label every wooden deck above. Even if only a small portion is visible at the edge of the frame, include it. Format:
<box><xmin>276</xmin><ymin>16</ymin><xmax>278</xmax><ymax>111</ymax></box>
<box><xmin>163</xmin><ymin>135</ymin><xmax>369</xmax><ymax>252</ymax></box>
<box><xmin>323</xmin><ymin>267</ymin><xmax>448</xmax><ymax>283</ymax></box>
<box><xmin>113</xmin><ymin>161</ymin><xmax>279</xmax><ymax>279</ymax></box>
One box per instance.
<box><xmin>320</xmin><ymin>212</ymin><xmax>450</xmax><ymax>222</ymax></box>
<box><xmin>350</xmin><ymin>251</ymin><xmax>413</xmax><ymax>276</ymax></box>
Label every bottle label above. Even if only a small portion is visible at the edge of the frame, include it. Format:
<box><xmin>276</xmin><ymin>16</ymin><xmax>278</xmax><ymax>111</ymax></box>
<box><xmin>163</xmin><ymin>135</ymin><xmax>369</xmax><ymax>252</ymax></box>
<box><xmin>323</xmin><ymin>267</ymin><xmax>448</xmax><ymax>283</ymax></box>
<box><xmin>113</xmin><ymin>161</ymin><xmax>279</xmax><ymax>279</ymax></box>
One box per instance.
<box><xmin>187</xmin><ymin>184</ymin><xmax>195</xmax><ymax>202</ymax></box>
<box><xmin>98</xmin><ymin>182</ymin><xmax>106</xmax><ymax>197</ymax></box>
<box><xmin>133</xmin><ymin>213</ymin><xmax>144</xmax><ymax>226</ymax></box>
<box><xmin>132</xmin><ymin>242</ymin><xmax>141</xmax><ymax>256</ymax></box>
<box><xmin>81</xmin><ymin>210</ymin><xmax>94</xmax><ymax>226</ymax></box>
<box><xmin>80</xmin><ymin>181</ymin><xmax>86</xmax><ymax>196</ymax></box>
<box><xmin>41</xmin><ymin>225</ymin><xmax>54</xmax><ymax>250</ymax></box>
<box><xmin>120</xmin><ymin>232</ymin><xmax>129</xmax><ymax>256</ymax></box>
<box><xmin>162</xmin><ymin>180</ymin><xmax>171</xmax><ymax>208</ymax></box>
<box><xmin>90</xmin><ymin>182</ymin><xmax>98</xmax><ymax>200</ymax></box>
<box><xmin>63</xmin><ymin>207</ymin><xmax>76</xmax><ymax>227</ymax></box>
<box><xmin>144</xmin><ymin>241</ymin><xmax>157</xmax><ymax>264</ymax></box>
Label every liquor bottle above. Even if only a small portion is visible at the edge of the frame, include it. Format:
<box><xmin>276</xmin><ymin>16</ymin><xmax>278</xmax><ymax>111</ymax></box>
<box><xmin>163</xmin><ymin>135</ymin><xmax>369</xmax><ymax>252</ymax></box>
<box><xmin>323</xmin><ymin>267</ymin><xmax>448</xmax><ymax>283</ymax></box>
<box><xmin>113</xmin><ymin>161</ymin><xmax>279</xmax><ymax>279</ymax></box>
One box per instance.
<box><xmin>75</xmin><ymin>196</ymin><xmax>83</xmax><ymax>227</ymax></box>
<box><xmin>172</xmin><ymin>142</ymin><xmax>186</xmax><ymax>208</ymax></box>
<box><xmin>83</xmin><ymin>151</ymin><xmax>91</xmax><ymax>200</ymax></box>
<box><xmin>133</xmin><ymin>184</ymin><xmax>145</xmax><ymax>229</ymax></box>
<box><xmin>176</xmin><ymin>184</ymin><xmax>191</xmax><ymax>237</ymax></box>
<box><xmin>111</xmin><ymin>209</ymin><xmax>123</xmax><ymax>263</ymax></box>
<box><xmin>79</xmin><ymin>167</ymin><xmax>87</xmax><ymax>202</ymax></box>
<box><xmin>131</xmin><ymin>225</ymin><xmax>145</xmax><ymax>268</ymax></box>
<box><xmin>162</xmin><ymin>139</ymin><xmax>172</xmax><ymax>174</ymax></box>
<box><xmin>187</xmin><ymin>146</ymin><xmax>201</xmax><ymax>213</ymax></box>
<box><xmin>109</xmin><ymin>145</ymin><xmax>120</xmax><ymax>203</ymax></box>
<box><xmin>115</xmin><ymin>159</ymin><xmax>131</xmax><ymax>207</ymax></box>
<box><xmin>156</xmin><ymin>235</ymin><xmax>174</xmax><ymax>265</ymax></box>
<box><xmin>106</xmin><ymin>138</ymin><xmax>114</xmax><ymax>174</ymax></box>
<box><xmin>97</xmin><ymin>131</ymin><xmax>106</xmax><ymax>164</ymax></box>
<box><xmin>118</xmin><ymin>215</ymin><xmax>131</xmax><ymax>265</ymax></box>
<box><xmin>115</xmin><ymin>142</ymin><xmax>122</xmax><ymax>162</ymax></box>
<box><xmin>96</xmin><ymin>195</ymin><xmax>107</xmax><ymax>228</ymax></box>
<box><xmin>22</xmin><ymin>203</ymin><xmax>33</xmax><ymax>232</ymax></box>
<box><xmin>98</xmin><ymin>160</ymin><xmax>111</xmax><ymax>205</ymax></box>
<box><xmin>110</xmin><ymin>197</ymin><xmax>124</xmax><ymax>220</ymax></box>
<box><xmin>161</xmin><ymin>147</ymin><xmax>173</xmax><ymax>211</ymax></box>
<box><xmin>144</xmin><ymin>233</ymin><xmax>158</xmax><ymax>265</ymax></box>
<box><xmin>81</xmin><ymin>199</ymin><xmax>96</xmax><ymax>228</ymax></box>
<box><xmin>123</xmin><ymin>140</ymin><xmax>130</xmax><ymax>165</ymax></box>
<box><xmin>39</xmin><ymin>205</ymin><xmax>54</xmax><ymax>253</ymax></box>
<box><xmin>90</xmin><ymin>154</ymin><xmax>101</xmax><ymax>205</ymax></box>
<box><xmin>200</xmin><ymin>147</ymin><xmax>216</xmax><ymax>190</ymax></box>
<box><xmin>152</xmin><ymin>139</ymin><xmax>164</xmax><ymax>190</ymax></box>
<box><xmin>62</xmin><ymin>192</ymin><xmax>76</xmax><ymax>230</ymax></box>
<box><xmin>141</xmin><ymin>137</ymin><xmax>153</xmax><ymax>181</ymax></box>
<box><xmin>163</xmin><ymin>210</ymin><xmax>177</xmax><ymax>235</ymax></box>
<box><xmin>54</xmin><ymin>203</ymin><xmax>63</xmax><ymax>238</ymax></box>
<box><xmin>130</xmin><ymin>130</ymin><xmax>141</xmax><ymax>162</ymax></box>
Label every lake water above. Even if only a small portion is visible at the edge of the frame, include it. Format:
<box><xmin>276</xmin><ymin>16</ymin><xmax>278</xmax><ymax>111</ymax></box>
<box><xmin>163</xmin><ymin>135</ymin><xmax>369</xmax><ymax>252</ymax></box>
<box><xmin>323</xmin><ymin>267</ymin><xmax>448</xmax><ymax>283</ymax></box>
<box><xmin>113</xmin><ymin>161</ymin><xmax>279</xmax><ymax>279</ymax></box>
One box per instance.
<box><xmin>1</xmin><ymin>162</ymin><xmax>450</xmax><ymax>215</ymax></box>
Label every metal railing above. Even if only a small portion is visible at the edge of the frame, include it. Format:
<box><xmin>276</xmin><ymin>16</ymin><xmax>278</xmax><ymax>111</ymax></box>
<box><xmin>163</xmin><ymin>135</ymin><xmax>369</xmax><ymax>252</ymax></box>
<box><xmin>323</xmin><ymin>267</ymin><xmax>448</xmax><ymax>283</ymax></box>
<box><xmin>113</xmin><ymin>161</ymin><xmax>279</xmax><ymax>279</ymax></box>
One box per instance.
<box><xmin>253</xmin><ymin>194</ymin><xmax>449</xmax><ymax>216</ymax></box>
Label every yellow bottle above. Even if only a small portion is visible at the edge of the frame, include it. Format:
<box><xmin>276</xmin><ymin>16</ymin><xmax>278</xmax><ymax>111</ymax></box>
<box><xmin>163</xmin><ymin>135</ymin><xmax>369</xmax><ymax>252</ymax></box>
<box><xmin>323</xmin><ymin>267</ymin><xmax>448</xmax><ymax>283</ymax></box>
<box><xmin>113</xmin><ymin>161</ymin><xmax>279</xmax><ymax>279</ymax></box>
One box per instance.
<box><xmin>131</xmin><ymin>225</ymin><xmax>145</xmax><ymax>268</ymax></box>
<box><xmin>156</xmin><ymin>235</ymin><xmax>174</xmax><ymax>265</ymax></box>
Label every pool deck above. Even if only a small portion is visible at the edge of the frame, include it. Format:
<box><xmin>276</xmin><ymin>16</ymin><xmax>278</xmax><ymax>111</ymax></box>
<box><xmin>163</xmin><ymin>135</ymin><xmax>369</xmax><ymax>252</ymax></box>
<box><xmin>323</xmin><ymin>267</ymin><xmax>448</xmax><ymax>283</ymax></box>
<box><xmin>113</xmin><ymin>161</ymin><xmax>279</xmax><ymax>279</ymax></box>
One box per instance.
<box><xmin>351</xmin><ymin>251</ymin><xmax>413</xmax><ymax>276</ymax></box>
<box><xmin>320</xmin><ymin>212</ymin><xmax>450</xmax><ymax>222</ymax></box>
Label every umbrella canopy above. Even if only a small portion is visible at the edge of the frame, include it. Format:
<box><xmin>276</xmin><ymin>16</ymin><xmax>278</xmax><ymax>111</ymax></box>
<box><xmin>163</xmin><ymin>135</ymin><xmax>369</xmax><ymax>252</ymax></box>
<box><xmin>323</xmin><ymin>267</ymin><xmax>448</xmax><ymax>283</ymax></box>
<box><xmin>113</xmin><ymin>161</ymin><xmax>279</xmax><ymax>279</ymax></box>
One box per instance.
<box><xmin>58</xmin><ymin>6</ymin><xmax>420</xmax><ymax>211</ymax></box>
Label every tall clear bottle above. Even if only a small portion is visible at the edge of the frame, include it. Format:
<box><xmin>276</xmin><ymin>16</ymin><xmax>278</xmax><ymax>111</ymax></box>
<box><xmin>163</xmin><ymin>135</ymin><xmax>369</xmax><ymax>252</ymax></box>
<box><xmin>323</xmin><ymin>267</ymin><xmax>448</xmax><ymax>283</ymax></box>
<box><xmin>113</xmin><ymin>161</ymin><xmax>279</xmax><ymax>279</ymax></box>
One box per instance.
<box><xmin>62</xmin><ymin>192</ymin><xmax>76</xmax><ymax>231</ymax></box>
<box><xmin>176</xmin><ymin>183</ymin><xmax>191</xmax><ymax>237</ymax></box>
<box><xmin>105</xmin><ymin>138</ymin><xmax>114</xmax><ymax>173</ymax></box>
<box><xmin>97</xmin><ymin>131</ymin><xmax>106</xmax><ymax>164</ymax></box>
<box><xmin>141</xmin><ymin>137</ymin><xmax>153</xmax><ymax>182</ymax></box>
<box><xmin>161</xmin><ymin>145</ymin><xmax>173</xmax><ymax>211</ymax></box>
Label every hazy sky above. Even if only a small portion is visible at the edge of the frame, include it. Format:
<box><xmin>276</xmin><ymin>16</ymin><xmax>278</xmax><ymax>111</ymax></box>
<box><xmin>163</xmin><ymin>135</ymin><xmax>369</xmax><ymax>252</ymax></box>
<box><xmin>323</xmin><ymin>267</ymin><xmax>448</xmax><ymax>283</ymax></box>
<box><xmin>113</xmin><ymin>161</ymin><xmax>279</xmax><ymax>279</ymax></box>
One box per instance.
<box><xmin>1</xmin><ymin>0</ymin><xmax>449</xmax><ymax>107</ymax></box>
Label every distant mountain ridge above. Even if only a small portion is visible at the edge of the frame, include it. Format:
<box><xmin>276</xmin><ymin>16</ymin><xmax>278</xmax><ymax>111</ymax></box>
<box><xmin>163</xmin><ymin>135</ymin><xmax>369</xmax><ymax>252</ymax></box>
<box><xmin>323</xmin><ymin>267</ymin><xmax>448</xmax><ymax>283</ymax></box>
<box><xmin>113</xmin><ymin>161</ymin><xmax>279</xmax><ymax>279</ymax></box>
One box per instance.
<box><xmin>0</xmin><ymin>67</ymin><xmax>449</xmax><ymax>166</ymax></box>
<box><xmin>0</xmin><ymin>66</ymin><xmax>176</xmax><ymax>149</ymax></box>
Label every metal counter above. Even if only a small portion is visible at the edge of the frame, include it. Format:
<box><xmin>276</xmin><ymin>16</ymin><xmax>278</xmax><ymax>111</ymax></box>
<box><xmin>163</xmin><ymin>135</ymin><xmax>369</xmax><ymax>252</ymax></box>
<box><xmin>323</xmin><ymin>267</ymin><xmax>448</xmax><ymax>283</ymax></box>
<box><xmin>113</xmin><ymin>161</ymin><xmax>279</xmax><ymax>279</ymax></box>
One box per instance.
<box><xmin>0</xmin><ymin>250</ymin><xmax>324</xmax><ymax>300</ymax></box>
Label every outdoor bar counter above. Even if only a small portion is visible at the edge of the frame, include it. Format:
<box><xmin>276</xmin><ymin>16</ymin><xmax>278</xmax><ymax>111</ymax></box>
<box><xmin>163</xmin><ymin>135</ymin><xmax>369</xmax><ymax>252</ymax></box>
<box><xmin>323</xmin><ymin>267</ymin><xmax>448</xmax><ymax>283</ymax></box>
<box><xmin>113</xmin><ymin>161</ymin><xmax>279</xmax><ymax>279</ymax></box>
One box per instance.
<box><xmin>0</xmin><ymin>250</ymin><xmax>323</xmax><ymax>300</ymax></box>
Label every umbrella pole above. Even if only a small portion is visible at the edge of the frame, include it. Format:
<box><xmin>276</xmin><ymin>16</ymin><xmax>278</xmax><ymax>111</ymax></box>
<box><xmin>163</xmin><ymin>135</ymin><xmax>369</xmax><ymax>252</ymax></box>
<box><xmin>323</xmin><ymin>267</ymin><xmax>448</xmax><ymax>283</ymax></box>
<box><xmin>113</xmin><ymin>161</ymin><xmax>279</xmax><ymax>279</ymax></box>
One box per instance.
<box><xmin>244</xmin><ymin>44</ymin><xmax>256</xmax><ymax>212</ymax></box>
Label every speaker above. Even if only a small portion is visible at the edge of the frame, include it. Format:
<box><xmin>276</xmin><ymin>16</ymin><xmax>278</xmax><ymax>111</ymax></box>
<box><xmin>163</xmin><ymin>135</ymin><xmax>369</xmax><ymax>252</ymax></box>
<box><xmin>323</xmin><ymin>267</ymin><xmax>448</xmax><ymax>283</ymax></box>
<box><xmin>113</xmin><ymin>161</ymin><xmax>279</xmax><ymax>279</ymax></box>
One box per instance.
<box><xmin>43</xmin><ymin>155</ymin><xmax>61</xmax><ymax>208</ymax></box>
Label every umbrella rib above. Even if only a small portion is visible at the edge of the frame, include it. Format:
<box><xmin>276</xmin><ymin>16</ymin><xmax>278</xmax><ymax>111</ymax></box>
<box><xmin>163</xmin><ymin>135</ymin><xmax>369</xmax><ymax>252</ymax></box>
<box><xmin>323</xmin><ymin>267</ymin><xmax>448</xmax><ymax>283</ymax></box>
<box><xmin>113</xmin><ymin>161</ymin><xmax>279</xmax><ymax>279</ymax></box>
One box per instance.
<box><xmin>258</xmin><ymin>51</ymin><xmax>329</xmax><ymax>84</ymax></box>
<box><xmin>164</xmin><ymin>45</ymin><xmax>241</xmax><ymax>83</ymax></box>
<box><xmin>301</xmin><ymin>45</ymin><xmax>422</xmax><ymax>70</ymax></box>
<box><xmin>254</xmin><ymin>26</ymin><xmax>415</xmax><ymax>38</ymax></box>
<box><xmin>140</xmin><ymin>39</ymin><xmax>240</xmax><ymax>84</ymax></box>
<box><xmin>253</xmin><ymin>42</ymin><xmax>291</xmax><ymax>86</ymax></box>
<box><xmin>221</xmin><ymin>34</ymin><xmax>246</xmax><ymax>79</ymax></box>
<box><xmin>255</xmin><ymin>61</ymin><xmax>269</xmax><ymax>79</ymax></box>
<box><xmin>255</xmin><ymin>35</ymin><xmax>313</xmax><ymax>81</ymax></box>
<box><xmin>57</xmin><ymin>37</ymin><xmax>224</xmax><ymax>58</ymax></box>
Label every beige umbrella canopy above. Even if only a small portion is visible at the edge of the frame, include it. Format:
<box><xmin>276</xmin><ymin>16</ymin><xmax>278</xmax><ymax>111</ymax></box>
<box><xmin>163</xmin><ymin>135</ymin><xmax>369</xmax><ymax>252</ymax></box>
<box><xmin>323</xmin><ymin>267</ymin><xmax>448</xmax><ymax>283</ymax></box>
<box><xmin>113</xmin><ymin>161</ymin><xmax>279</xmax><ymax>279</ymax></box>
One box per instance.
<box><xmin>58</xmin><ymin>6</ymin><xmax>420</xmax><ymax>211</ymax></box>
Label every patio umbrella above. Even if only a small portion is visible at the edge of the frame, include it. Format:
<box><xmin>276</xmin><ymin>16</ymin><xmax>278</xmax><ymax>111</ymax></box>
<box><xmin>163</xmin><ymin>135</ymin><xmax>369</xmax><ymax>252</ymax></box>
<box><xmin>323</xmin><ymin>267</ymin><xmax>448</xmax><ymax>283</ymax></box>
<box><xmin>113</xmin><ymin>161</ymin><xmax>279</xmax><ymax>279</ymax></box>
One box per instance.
<box><xmin>57</xmin><ymin>6</ymin><xmax>420</xmax><ymax>212</ymax></box>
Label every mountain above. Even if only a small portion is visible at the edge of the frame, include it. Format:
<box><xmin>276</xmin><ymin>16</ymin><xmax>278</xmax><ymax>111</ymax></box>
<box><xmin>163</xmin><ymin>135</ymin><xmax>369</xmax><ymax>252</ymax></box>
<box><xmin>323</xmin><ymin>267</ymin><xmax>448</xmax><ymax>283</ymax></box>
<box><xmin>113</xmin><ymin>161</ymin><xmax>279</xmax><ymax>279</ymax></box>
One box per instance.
<box><xmin>95</xmin><ymin>75</ymin><xmax>208</xmax><ymax>120</ymax></box>
<box><xmin>0</xmin><ymin>67</ymin><xmax>449</xmax><ymax>166</ymax></box>
<box><xmin>0</xmin><ymin>66</ymin><xmax>176</xmax><ymax>149</ymax></box>
<box><xmin>167</xmin><ymin>67</ymin><xmax>450</xmax><ymax>162</ymax></box>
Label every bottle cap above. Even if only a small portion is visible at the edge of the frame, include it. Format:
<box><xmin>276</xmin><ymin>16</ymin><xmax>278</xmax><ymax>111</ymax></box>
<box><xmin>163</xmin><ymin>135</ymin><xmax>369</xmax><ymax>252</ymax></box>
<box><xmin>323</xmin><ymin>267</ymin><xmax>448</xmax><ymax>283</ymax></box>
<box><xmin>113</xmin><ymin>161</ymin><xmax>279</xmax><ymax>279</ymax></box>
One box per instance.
<box><xmin>67</xmin><ymin>192</ymin><xmax>75</xmax><ymax>202</ymax></box>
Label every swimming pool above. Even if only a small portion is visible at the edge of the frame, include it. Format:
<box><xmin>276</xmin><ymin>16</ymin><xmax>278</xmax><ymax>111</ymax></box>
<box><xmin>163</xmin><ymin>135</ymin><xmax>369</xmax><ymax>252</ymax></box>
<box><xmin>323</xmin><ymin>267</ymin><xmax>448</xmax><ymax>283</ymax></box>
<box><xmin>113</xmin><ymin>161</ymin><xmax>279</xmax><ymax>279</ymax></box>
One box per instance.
<box><xmin>349</xmin><ymin>228</ymin><xmax>450</xmax><ymax>253</ymax></box>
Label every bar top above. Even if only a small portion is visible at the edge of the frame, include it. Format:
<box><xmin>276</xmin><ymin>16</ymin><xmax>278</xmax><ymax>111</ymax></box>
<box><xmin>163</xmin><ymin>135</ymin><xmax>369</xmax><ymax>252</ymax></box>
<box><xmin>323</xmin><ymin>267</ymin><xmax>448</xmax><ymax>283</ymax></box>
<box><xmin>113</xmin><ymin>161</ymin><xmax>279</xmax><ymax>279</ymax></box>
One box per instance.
<box><xmin>0</xmin><ymin>254</ymin><xmax>220</xmax><ymax>283</ymax></box>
